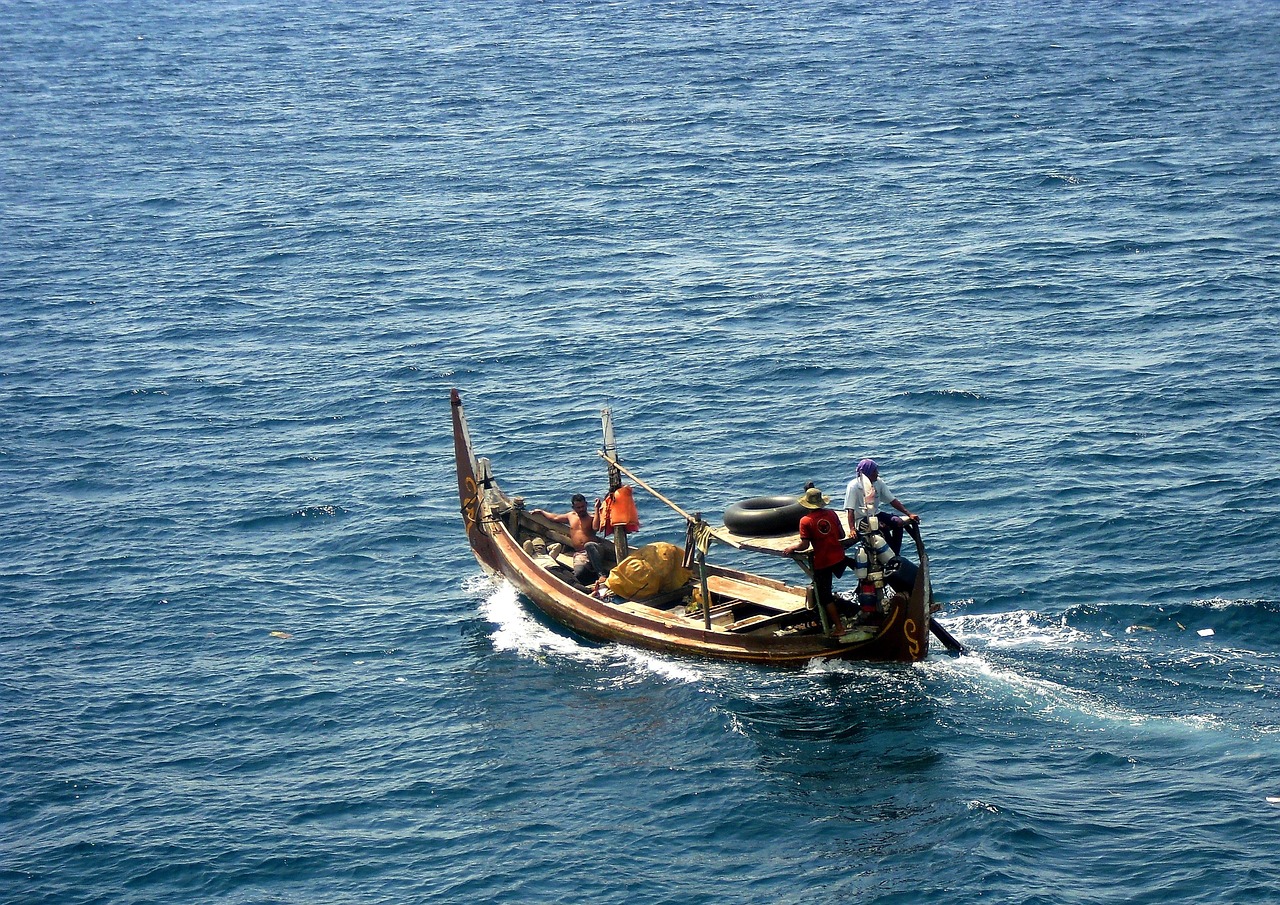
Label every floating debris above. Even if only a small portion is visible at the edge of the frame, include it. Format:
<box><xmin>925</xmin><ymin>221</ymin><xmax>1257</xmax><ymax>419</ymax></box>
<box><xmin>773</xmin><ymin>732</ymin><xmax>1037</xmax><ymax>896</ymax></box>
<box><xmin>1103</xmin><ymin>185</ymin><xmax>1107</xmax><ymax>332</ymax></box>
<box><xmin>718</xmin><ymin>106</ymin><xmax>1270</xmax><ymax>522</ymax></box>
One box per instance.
<box><xmin>270</xmin><ymin>630</ymin><xmax>293</xmax><ymax>639</ymax></box>
<box><xmin>1126</xmin><ymin>625</ymin><xmax>1155</xmax><ymax>634</ymax></box>
<box><xmin>1197</xmin><ymin>628</ymin><xmax>1215</xmax><ymax>637</ymax></box>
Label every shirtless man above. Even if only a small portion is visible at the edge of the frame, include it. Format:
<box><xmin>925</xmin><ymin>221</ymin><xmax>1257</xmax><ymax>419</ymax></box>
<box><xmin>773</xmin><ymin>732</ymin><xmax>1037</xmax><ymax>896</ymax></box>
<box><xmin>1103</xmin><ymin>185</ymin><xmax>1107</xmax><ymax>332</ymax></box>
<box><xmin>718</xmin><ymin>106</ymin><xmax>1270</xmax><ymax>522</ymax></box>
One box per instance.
<box><xmin>530</xmin><ymin>494</ymin><xmax>615</xmax><ymax>584</ymax></box>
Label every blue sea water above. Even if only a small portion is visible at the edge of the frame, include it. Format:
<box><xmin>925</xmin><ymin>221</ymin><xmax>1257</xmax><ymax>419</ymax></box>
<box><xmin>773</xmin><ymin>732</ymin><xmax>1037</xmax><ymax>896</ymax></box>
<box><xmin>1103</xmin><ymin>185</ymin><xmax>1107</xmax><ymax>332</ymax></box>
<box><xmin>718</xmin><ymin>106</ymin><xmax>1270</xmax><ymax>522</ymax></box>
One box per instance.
<box><xmin>3</xmin><ymin>0</ymin><xmax>1280</xmax><ymax>902</ymax></box>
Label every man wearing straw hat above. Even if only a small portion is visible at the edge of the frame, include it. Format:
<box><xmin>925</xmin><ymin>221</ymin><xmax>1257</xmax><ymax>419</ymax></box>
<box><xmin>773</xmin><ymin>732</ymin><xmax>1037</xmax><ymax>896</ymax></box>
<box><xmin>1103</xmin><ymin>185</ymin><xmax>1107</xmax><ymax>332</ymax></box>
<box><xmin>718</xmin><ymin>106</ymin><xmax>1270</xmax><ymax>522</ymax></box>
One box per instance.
<box><xmin>783</xmin><ymin>486</ymin><xmax>852</xmax><ymax>636</ymax></box>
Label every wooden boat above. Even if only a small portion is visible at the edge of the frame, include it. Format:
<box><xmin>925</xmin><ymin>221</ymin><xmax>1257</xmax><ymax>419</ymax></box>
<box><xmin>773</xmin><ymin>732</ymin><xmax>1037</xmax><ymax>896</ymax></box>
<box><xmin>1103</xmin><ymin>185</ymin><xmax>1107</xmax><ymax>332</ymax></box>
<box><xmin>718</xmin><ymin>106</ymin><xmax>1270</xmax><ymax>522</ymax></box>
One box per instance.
<box><xmin>452</xmin><ymin>389</ymin><xmax>959</xmax><ymax>665</ymax></box>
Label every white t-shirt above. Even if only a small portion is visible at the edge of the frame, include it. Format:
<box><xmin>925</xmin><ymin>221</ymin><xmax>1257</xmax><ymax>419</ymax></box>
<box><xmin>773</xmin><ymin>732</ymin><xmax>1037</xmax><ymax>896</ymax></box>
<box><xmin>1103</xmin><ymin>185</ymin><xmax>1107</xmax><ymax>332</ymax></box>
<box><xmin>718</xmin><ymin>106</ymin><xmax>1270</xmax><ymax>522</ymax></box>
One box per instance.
<box><xmin>844</xmin><ymin>474</ymin><xmax>897</xmax><ymax>522</ymax></box>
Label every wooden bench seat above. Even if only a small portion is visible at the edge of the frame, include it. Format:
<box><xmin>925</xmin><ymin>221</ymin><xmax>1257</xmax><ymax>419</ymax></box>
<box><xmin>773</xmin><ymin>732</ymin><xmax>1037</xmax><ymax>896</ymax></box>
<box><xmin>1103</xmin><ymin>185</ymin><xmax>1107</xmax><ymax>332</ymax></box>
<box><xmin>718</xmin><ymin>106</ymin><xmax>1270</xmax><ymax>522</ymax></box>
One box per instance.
<box><xmin>705</xmin><ymin>574</ymin><xmax>808</xmax><ymax>613</ymax></box>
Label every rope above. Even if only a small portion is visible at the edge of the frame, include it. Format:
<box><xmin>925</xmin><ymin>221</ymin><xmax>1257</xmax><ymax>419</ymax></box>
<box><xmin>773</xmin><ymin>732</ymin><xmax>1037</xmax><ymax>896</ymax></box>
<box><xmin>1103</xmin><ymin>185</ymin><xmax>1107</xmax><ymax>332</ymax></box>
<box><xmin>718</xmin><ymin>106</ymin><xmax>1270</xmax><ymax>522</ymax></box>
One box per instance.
<box><xmin>598</xmin><ymin>452</ymin><xmax>694</xmax><ymax>522</ymax></box>
<box><xmin>694</xmin><ymin>520</ymin><xmax>715</xmax><ymax>555</ymax></box>
<box><xmin>598</xmin><ymin>452</ymin><xmax>750</xmax><ymax>551</ymax></box>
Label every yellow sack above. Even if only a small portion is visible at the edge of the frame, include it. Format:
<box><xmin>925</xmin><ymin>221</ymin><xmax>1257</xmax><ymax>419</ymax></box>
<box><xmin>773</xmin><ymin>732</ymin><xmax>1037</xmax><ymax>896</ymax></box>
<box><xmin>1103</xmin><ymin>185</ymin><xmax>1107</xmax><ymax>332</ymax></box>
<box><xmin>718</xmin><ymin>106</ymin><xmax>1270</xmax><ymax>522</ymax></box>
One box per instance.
<box><xmin>606</xmin><ymin>542</ymin><xmax>692</xmax><ymax>600</ymax></box>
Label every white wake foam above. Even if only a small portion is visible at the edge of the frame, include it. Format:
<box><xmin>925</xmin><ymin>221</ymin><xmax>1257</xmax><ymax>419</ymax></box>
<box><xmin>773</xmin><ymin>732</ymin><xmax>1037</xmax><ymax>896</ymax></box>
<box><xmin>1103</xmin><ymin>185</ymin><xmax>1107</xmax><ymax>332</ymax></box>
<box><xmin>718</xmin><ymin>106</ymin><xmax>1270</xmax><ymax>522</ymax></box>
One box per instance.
<box><xmin>949</xmin><ymin>609</ymin><xmax>1091</xmax><ymax>650</ymax></box>
<box><xmin>469</xmin><ymin>575</ymin><xmax>703</xmax><ymax>683</ymax></box>
<box><xmin>925</xmin><ymin>644</ymin><xmax>1224</xmax><ymax>735</ymax></box>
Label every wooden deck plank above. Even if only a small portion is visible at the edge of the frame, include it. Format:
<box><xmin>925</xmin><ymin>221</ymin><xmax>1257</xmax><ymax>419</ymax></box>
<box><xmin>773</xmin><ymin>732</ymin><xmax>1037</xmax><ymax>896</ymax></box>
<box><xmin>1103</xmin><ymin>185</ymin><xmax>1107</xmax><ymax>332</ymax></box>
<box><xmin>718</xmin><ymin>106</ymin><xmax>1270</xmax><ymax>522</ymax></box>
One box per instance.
<box><xmin>706</xmin><ymin>574</ymin><xmax>808</xmax><ymax>613</ymax></box>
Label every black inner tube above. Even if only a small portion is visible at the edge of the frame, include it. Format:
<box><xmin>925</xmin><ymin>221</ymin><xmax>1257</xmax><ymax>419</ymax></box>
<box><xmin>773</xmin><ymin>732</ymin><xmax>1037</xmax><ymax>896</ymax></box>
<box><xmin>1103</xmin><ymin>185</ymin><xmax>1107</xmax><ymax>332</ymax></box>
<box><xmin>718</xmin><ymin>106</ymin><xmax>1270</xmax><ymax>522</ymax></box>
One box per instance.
<box><xmin>723</xmin><ymin>495</ymin><xmax>807</xmax><ymax>536</ymax></box>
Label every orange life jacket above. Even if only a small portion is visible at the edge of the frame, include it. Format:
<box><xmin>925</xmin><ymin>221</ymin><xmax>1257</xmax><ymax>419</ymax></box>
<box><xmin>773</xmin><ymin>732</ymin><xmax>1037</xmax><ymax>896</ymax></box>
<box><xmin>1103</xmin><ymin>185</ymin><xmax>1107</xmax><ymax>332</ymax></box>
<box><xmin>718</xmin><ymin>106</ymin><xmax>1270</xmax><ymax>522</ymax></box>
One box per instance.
<box><xmin>600</xmin><ymin>485</ymin><xmax>640</xmax><ymax>534</ymax></box>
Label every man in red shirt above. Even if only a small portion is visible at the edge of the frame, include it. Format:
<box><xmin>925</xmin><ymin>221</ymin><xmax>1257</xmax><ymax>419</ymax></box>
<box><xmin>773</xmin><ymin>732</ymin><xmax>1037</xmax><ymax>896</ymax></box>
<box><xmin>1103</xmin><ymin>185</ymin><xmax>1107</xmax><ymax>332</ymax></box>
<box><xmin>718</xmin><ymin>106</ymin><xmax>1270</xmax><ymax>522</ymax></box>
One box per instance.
<box><xmin>783</xmin><ymin>486</ymin><xmax>852</xmax><ymax>636</ymax></box>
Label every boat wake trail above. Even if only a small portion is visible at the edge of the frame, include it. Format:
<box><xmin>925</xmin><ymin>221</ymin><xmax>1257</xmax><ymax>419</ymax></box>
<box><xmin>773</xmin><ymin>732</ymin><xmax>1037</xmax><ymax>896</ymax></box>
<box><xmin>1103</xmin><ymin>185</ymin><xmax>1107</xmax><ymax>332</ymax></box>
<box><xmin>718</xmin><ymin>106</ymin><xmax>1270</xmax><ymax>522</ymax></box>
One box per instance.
<box><xmin>469</xmin><ymin>577</ymin><xmax>1278</xmax><ymax>738</ymax></box>
<box><xmin>931</xmin><ymin>600</ymin><xmax>1280</xmax><ymax>737</ymax></box>
<box><xmin>926</xmin><ymin>649</ymin><xmax>1225</xmax><ymax>735</ymax></box>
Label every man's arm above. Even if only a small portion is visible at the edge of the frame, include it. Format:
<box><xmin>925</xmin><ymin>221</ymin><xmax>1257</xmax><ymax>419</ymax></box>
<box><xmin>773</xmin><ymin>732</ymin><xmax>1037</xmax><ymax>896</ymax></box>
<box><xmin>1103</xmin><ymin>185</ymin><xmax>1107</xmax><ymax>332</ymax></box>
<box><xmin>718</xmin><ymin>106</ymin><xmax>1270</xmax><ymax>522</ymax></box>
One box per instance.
<box><xmin>783</xmin><ymin>520</ymin><xmax>812</xmax><ymax>556</ymax></box>
<box><xmin>890</xmin><ymin>499</ymin><xmax>917</xmax><ymax>521</ymax></box>
<box><xmin>530</xmin><ymin>508</ymin><xmax>570</xmax><ymax>525</ymax></box>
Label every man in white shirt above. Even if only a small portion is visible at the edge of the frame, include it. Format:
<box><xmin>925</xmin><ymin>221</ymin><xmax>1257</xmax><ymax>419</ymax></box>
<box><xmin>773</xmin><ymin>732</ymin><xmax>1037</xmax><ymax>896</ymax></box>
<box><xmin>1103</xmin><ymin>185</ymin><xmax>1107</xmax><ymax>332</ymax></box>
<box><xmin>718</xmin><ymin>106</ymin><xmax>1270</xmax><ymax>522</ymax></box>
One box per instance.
<box><xmin>844</xmin><ymin>458</ymin><xmax>918</xmax><ymax>555</ymax></box>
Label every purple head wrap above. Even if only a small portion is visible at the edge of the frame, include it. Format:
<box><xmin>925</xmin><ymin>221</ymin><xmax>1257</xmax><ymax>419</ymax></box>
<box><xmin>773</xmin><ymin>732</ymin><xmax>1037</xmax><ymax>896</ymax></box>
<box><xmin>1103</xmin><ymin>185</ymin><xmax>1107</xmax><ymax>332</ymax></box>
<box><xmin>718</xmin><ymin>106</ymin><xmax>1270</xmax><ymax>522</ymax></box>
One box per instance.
<box><xmin>856</xmin><ymin>458</ymin><xmax>879</xmax><ymax>478</ymax></box>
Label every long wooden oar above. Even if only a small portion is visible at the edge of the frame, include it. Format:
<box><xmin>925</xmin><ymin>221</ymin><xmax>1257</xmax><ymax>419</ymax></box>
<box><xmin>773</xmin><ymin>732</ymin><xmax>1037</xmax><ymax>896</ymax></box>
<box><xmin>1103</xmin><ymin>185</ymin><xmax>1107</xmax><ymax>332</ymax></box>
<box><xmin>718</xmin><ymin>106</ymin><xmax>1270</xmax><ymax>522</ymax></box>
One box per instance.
<box><xmin>930</xmin><ymin>619</ymin><xmax>967</xmax><ymax>655</ymax></box>
<box><xmin>599</xmin><ymin>452</ymin><xmax>696</xmax><ymax>522</ymax></box>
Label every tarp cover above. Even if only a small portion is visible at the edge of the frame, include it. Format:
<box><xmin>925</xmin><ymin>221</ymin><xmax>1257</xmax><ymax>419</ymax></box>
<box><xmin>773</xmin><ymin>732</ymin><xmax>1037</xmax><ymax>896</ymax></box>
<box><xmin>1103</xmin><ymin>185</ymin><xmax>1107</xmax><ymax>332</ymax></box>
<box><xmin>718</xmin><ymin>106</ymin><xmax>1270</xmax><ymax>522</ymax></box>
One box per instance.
<box><xmin>606</xmin><ymin>542</ymin><xmax>691</xmax><ymax>600</ymax></box>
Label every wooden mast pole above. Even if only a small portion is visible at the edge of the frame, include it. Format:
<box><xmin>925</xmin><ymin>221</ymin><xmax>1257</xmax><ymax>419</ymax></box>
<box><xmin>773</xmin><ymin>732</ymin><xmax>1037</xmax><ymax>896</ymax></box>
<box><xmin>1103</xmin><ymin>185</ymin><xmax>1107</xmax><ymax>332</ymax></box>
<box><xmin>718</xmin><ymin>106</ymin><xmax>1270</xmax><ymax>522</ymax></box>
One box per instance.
<box><xmin>601</xmin><ymin>407</ymin><xmax>630</xmax><ymax>561</ymax></box>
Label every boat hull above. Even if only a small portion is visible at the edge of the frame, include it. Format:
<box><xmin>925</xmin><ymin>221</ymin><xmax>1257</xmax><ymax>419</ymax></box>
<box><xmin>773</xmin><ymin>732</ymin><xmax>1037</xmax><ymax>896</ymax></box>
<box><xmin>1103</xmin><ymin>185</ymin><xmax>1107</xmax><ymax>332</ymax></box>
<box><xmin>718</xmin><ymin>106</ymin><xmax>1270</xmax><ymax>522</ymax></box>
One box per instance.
<box><xmin>452</xmin><ymin>389</ymin><xmax>931</xmax><ymax>665</ymax></box>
